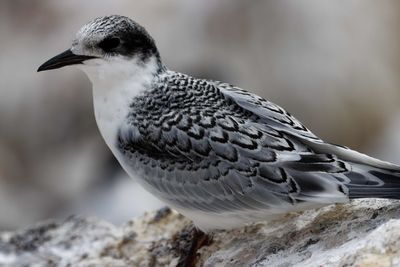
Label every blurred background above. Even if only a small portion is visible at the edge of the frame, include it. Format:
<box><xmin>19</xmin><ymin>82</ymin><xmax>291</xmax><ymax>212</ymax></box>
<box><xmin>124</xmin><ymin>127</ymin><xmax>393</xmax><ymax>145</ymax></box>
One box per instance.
<box><xmin>0</xmin><ymin>0</ymin><xmax>400</xmax><ymax>230</ymax></box>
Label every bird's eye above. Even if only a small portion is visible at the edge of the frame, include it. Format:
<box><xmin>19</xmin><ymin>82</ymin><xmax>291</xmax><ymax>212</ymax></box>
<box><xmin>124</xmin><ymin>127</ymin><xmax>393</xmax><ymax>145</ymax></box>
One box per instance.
<box><xmin>98</xmin><ymin>37</ymin><xmax>121</xmax><ymax>51</ymax></box>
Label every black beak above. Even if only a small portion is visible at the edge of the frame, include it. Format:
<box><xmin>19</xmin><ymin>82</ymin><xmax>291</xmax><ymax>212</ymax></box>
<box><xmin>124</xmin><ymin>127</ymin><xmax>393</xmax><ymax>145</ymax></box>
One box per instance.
<box><xmin>37</xmin><ymin>49</ymin><xmax>96</xmax><ymax>72</ymax></box>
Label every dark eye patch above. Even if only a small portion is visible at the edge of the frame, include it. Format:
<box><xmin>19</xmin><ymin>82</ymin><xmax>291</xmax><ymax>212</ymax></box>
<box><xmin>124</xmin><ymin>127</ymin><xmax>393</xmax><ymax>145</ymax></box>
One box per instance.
<box><xmin>98</xmin><ymin>37</ymin><xmax>121</xmax><ymax>52</ymax></box>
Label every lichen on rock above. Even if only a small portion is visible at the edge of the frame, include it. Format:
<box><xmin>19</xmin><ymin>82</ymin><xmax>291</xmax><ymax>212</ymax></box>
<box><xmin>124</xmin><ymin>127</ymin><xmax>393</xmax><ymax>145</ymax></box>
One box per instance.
<box><xmin>1</xmin><ymin>199</ymin><xmax>400</xmax><ymax>266</ymax></box>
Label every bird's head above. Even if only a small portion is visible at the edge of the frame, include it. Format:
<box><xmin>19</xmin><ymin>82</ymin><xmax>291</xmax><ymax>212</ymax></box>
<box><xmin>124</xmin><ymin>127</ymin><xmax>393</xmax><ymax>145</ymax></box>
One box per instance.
<box><xmin>38</xmin><ymin>15</ymin><xmax>162</xmax><ymax>83</ymax></box>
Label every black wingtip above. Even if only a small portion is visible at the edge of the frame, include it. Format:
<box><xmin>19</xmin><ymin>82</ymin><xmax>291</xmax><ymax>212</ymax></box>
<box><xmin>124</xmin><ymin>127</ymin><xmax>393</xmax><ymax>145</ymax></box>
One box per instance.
<box><xmin>347</xmin><ymin>168</ymin><xmax>400</xmax><ymax>200</ymax></box>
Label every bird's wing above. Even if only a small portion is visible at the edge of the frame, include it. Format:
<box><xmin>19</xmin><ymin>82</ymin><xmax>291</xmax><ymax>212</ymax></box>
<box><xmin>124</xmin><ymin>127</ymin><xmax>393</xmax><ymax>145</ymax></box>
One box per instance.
<box><xmin>217</xmin><ymin>83</ymin><xmax>400</xmax><ymax>200</ymax></box>
<box><xmin>217</xmin><ymin>82</ymin><xmax>400</xmax><ymax>171</ymax></box>
<box><xmin>117</xmin><ymin>83</ymin><xmax>355</xmax><ymax>214</ymax></box>
<box><xmin>216</xmin><ymin>82</ymin><xmax>321</xmax><ymax>141</ymax></box>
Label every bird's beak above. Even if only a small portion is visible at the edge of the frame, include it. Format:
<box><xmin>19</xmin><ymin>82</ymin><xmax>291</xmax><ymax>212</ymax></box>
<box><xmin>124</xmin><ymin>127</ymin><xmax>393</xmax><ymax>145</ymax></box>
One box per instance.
<box><xmin>37</xmin><ymin>49</ymin><xmax>96</xmax><ymax>72</ymax></box>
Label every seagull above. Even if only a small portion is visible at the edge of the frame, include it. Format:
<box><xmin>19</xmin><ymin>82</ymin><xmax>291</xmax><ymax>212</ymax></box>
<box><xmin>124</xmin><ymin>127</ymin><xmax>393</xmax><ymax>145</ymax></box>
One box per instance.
<box><xmin>38</xmin><ymin>14</ymin><xmax>400</xmax><ymax>246</ymax></box>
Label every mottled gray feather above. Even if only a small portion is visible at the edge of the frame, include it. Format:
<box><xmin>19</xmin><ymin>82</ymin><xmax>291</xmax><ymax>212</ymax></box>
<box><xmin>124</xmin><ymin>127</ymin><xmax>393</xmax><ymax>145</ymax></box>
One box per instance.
<box><xmin>117</xmin><ymin>71</ymin><xmax>373</xmax><ymax>214</ymax></box>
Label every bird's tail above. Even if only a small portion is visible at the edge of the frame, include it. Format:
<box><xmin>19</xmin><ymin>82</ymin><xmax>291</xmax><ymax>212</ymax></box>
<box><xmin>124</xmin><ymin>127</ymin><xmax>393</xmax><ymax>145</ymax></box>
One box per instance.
<box><xmin>284</xmin><ymin>130</ymin><xmax>400</xmax><ymax>200</ymax></box>
<box><xmin>297</xmin><ymin>137</ymin><xmax>400</xmax><ymax>200</ymax></box>
<box><xmin>345</xmin><ymin>163</ymin><xmax>400</xmax><ymax>199</ymax></box>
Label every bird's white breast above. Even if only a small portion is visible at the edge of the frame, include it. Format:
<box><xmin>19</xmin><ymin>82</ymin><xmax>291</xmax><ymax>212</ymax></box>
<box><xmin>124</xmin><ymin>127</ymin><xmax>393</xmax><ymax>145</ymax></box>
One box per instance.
<box><xmin>79</xmin><ymin>56</ymin><xmax>159</xmax><ymax>156</ymax></box>
<box><xmin>92</xmin><ymin>81</ymin><xmax>135</xmax><ymax>151</ymax></box>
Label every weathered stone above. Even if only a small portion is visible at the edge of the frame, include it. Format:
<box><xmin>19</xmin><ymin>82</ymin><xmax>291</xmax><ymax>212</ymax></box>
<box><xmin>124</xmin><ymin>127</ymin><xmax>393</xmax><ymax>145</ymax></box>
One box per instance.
<box><xmin>1</xmin><ymin>199</ymin><xmax>400</xmax><ymax>266</ymax></box>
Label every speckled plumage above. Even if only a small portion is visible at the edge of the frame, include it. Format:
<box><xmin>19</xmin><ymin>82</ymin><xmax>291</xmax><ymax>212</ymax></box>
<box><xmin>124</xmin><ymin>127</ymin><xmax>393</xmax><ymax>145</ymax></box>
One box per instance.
<box><xmin>112</xmin><ymin>66</ymin><xmax>400</xmax><ymax>230</ymax></box>
<box><xmin>39</xmin><ymin>15</ymin><xmax>400</xmax><ymax>231</ymax></box>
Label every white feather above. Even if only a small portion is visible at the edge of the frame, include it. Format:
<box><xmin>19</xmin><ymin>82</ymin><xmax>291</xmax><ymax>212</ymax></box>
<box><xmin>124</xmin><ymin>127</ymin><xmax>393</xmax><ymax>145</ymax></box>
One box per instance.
<box><xmin>78</xmin><ymin>56</ymin><xmax>159</xmax><ymax>154</ymax></box>
<box><xmin>175</xmin><ymin>202</ymin><xmax>329</xmax><ymax>232</ymax></box>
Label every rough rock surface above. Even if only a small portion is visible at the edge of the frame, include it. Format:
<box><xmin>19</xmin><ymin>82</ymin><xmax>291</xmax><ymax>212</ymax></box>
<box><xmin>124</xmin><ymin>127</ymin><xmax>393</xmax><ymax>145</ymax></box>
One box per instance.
<box><xmin>1</xmin><ymin>199</ymin><xmax>400</xmax><ymax>267</ymax></box>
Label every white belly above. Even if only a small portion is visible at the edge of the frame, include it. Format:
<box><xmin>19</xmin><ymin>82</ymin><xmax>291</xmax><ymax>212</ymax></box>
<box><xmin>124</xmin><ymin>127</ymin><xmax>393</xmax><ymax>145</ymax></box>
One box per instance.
<box><xmin>82</xmin><ymin>55</ymin><xmax>159</xmax><ymax>153</ymax></box>
<box><xmin>92</xmin><ymin>80</ymin><xmax>146</xmax><ymax>178</ymax></box>
<box><xmin>93</xmin><ymin>88</ymin><xmax>127</xmax><ymax>151</ymax></box>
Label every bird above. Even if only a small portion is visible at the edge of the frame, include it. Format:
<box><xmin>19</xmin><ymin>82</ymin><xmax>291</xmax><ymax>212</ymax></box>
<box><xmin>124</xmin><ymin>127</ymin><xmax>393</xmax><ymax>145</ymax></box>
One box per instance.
<box><xmin>38</xmin><ymin>15</ymin><xmax>400</xmax><ymax>233</ymax></box>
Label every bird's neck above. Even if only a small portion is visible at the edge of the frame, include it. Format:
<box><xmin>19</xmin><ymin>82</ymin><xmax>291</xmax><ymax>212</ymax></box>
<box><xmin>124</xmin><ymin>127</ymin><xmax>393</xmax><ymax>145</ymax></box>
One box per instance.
<box><xmin>83</xmin><ymin>56</ymin><xmax>163</xmax><ymax>151</ymax></box>
<box><xmin>82</xmin><ymin>55</ymin><xmax>163</xmax><ymax>89</ymax></box>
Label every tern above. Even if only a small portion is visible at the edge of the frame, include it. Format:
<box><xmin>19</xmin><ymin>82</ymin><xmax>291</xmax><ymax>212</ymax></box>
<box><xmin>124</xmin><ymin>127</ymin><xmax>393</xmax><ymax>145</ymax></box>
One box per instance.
<box><xmin>38</xmin><ymin>15</ymin><xmax>400</xmax><ymax>265</ymax></box>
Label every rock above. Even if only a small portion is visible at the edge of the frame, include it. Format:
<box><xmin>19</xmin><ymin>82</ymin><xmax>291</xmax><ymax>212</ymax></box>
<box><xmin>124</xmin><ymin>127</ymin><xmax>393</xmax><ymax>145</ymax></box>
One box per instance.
<box><xmin>1</xmin><ymin>199</ymin><xmax>400</xmax><ymax>266</ymax></box>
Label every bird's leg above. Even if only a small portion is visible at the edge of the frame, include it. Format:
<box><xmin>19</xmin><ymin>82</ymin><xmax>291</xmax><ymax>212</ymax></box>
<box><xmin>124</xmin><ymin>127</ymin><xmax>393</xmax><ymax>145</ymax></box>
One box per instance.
<box><xmin>176</xmin><ymin>225</ymin><xmax>212</xmax><ymax>267</ymax></box>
